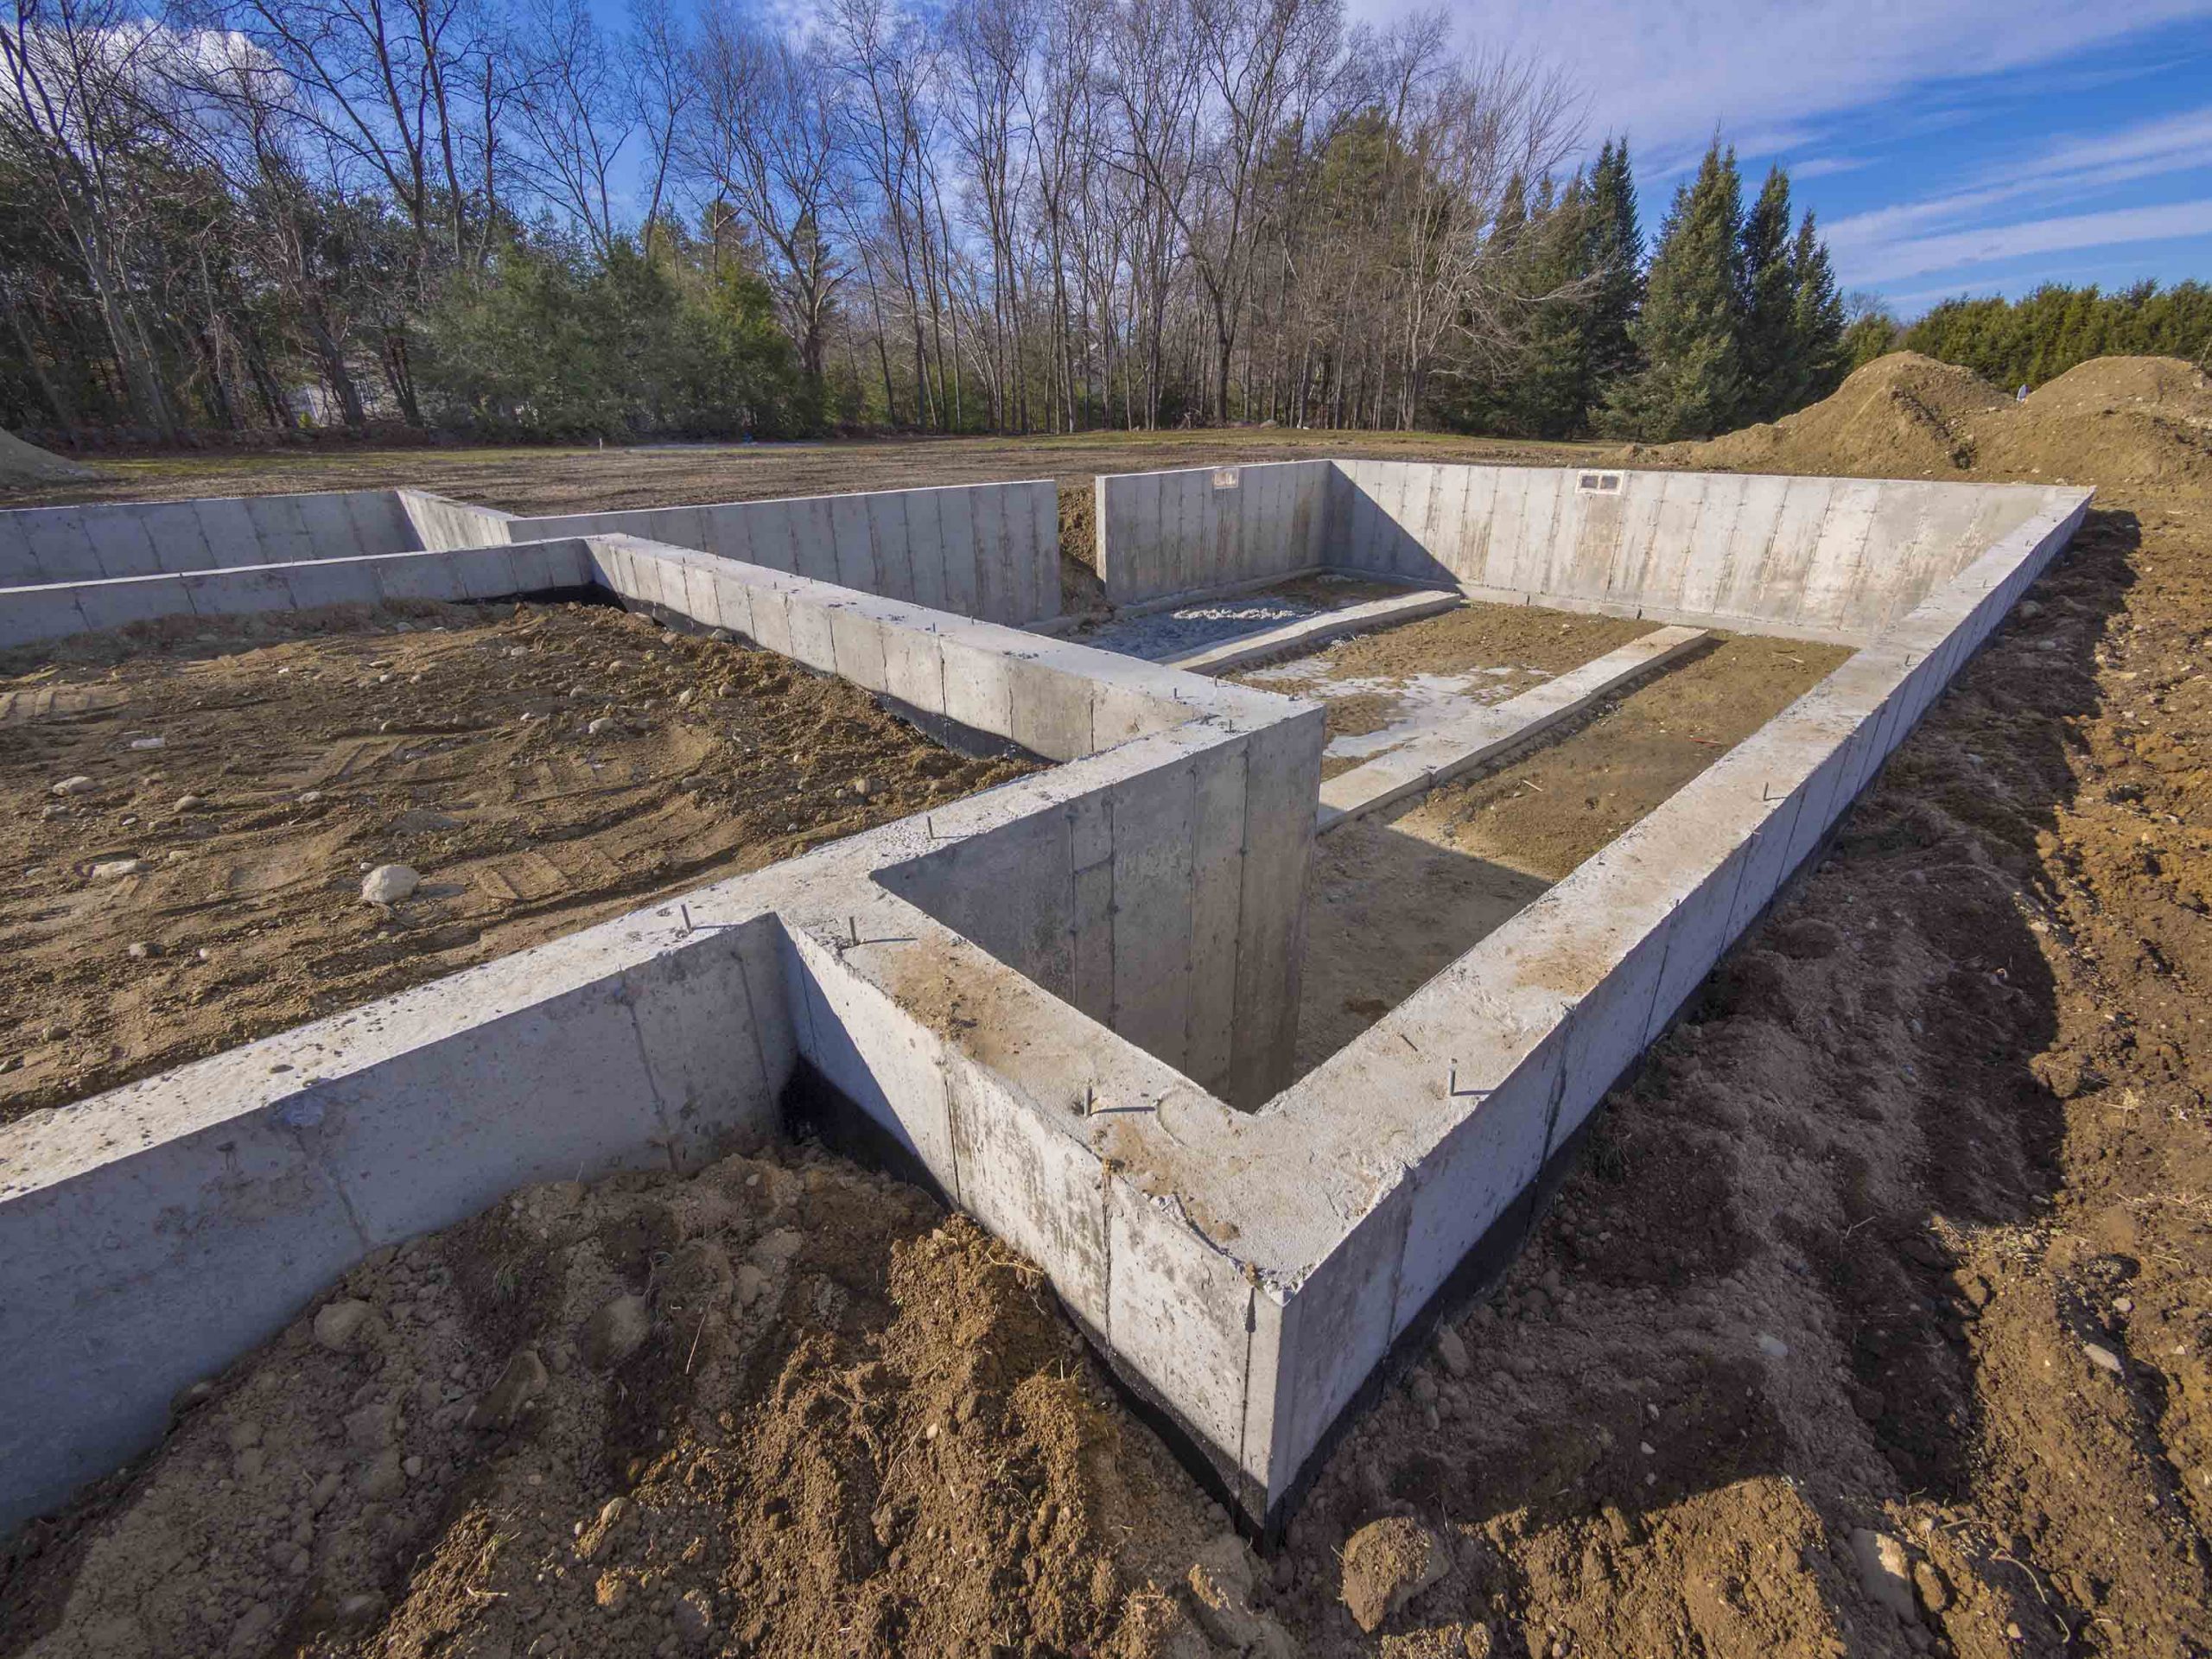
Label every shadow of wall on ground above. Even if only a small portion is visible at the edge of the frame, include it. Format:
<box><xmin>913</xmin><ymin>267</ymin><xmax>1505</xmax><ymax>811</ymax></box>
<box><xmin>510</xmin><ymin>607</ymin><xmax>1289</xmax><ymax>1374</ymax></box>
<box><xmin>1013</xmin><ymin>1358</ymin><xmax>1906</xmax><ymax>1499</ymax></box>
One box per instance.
<box><xmin>1268</xmin><ymin>509</ymin><xmax>2134</xmax><ymax>1648</ymax></box>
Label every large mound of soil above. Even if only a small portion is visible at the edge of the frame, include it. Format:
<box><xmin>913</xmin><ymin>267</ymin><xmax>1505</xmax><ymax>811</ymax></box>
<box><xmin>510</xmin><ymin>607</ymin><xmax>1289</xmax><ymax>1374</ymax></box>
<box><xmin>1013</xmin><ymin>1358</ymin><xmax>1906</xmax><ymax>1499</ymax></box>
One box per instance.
<box><xmin>1659</xmin><ymin>352</ymin><xmax>2212</xmax><ymax>499</ymax></box>
<box><xmin>1665</xmin><ymin>352</ymin><xmax>2007</xmax><ymax>477</ymax></box>
<box><xmin>0</xmin><ymin>429</ymin><xmax>95</xmax><ymax>486</ymax></box>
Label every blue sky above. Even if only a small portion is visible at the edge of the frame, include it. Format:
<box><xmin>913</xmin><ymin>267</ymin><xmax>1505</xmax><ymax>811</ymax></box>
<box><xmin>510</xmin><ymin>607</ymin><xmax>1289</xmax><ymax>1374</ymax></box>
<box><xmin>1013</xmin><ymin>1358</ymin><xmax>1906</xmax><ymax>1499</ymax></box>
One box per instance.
<box><xmin>1408</xmin><ymin>0</ymin><xmax>2212</xmax><ymax>317</ymax></box>
<box><xmin>601</xmin><ymin>0</ymin><xmax>2210</xmax><ymax>321</ymax></box>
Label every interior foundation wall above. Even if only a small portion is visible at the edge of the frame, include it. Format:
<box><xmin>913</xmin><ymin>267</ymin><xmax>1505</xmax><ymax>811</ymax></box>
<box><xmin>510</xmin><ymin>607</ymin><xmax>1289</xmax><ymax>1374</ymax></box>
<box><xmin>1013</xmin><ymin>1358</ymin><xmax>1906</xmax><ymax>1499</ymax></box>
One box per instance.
<box><xmin>503</xmin><ymin>480</ymin><xmax>1064</xmax><ymax>627</ymax></box>
<box><xmin>1096</xmin><ymin>460</ymin><xmax>1332</xmax><ymax>607</ymax></box>
<box><xmin>0</xmin><ymin>540</ymin><xmax>596</xmax><ymax>650</ymax></box>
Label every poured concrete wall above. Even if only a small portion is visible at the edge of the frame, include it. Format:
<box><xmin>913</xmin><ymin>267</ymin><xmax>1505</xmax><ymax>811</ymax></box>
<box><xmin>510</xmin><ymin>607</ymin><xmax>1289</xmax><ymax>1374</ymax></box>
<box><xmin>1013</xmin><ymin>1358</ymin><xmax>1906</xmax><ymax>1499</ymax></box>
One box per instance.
<box><xmin>1326</xmin><ymin>461</ymin><xmax>2063</xmax><ymax>641</ymax></box>
<box><xmin>1125</xmin><ymin>489</ymin><xmax>2094</xmax><ymax>1522</ymax></box>
<box><xmin>0</xmin><ymin>540</ymin><xmax>596</xmax><ymax>651</ymax></box>
<box><xmin>1096</xmin><ymin>460</ymin><xmax>1332</xmax><ymax>607</ymax></box>
<box><xmin>501</xmin><ymin>480</ymin><xmax>1064</xmax><ymax>627</ymax></box>
<box><xmin>0</xmin><ymin>903</ymin><xmax>791</xmax><ymax>1526</ymax></box>
<box><xmin>0</xmin><ymin>491</ymin><xmax>420</xmax><ymax>588</ymax></box>
<box><xmin>398</xmin><ymin>489</ymin><xmax>519</xmax><ymax>551</ymax></box>
<box><xmin>588</xmin><ymin>533</ymin><xmax>1320</xmax><ymax>1107</ymax></box>
<box><xmin>1094</xmin><ymin>460</ymin><xmax>2074</xmax><ymax>645</ymax></box>
<box><xmin>0</xmin><ymin>480</ymin><xmax>1059</xmax><ymax>626</ymax></box>
<box><xmin>0</xmin><ymin>470</ymin><xmax>2093</xmax><ymax>1544</ymax></box>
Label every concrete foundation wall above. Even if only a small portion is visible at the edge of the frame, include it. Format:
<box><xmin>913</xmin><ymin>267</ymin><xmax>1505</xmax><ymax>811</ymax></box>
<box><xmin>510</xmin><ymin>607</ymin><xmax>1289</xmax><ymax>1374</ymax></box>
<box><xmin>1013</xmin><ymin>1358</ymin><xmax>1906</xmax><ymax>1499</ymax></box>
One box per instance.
<box><xmin>397</xmin><ymin>489</ymin><xmax>519</xmax><ymax>551</ymax></box>
<box><xmin>500</xmin><ymin>480</ymin><xmax>1063</xmax><ymax>627</ymax></box>
<box><xmin>0</xmin><ymin>540</ymin><xmax>596</xmax><ymax>651</ymax></box>
<box><xmin>0</xmin><ymin>902</ymin><xmax>791</xmax><ymax>1528</ymax></box>
<box><xmin>0</xmin><ymin>491</ymin><xmax>422</xmax><ymax>589</ymax></box>
<box><xmin>0</xmin><ymin>527</ymin><xmax>1318</xmax><ymax>1532</ymax></box>
<box><xmin>1093</xmin><ymin>460</ymin><xmax>2074</xmax><ymax>644</ymax></box>
<box><xmin>1096</xmin><ymin>460</ymin><xmax>1332</xmax><ymax>607</ymax></box>
<box><xmin>0</xmin><ymin>472</ymin><xmax>2093</xmax><ymax>1544</ymax></box>
<box><xmin>1222</xmin><ymin>489</ymin><xmax>2094</xmax><ymax>1513</ymax></box>
<box><xmin>581</xmin><ymin>533</ymin><xmax>1323</xmax><ymax>1109</ymax></box>
<box><xmin>1325</xmin><ymin>461</ymin><xmax>2063</xmax><ymax>641</ymax></box>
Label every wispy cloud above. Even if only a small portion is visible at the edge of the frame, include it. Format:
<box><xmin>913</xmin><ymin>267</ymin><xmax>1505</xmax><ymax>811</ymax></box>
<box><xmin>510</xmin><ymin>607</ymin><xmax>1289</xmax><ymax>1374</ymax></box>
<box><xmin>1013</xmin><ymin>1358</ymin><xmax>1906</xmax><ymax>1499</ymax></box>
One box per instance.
<box><xmin>1367</xmin><ymin>0</ymin><xmax>2212</xmax><ymax>171</ymax></box>
<box><xmin>1789</xmin><ymin>157</ymin><xmax>1869</xmax><ymax>181</ymax></box>
<box><xmin>1824</xmin><ymin>104</ymin><xmax>2212</xmax><ymax>283</ymax></box>
<box><xmin>1840</xmin><ymin>199</ymin><xmax>2212</xmax><ymax>283</ymax></box>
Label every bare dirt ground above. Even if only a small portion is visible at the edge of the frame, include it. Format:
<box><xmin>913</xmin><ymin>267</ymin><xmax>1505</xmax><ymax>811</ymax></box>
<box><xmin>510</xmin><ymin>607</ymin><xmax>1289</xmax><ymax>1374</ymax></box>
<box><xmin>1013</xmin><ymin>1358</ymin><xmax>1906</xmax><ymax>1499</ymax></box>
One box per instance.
<box><xmin>0</xmin><ymin>601</ymin><xmax>1035</xmax><ymax>1123</ymax></box>
<box><xmin>1290</xmin><ymin>622</ymin><xmax>1847</xmax><ymax>1075</ymax></box>
<box><xmin>0</xmin><ymin>429</ymin><xmax>1593</xmax><ymax>519</ymax></box>
<box><xmin>7</xmin><ymin>358</ymin><xmax>2212</xmax><ymax>1659</ymax></box>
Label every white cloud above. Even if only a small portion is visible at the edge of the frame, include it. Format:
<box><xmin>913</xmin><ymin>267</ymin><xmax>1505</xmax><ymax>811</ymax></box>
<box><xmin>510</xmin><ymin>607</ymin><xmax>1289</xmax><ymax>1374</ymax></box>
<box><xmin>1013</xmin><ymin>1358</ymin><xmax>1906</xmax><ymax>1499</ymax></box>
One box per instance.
<box><xmin>1838</xmin><ymin>199</ymin><xmax>2212</xmax><ymax>283</ymax></box>
<box><xmin>1354</xmin><ymin>0</ymin><xmax>2212</xmax><ymax>175</ymax></box>
<box><xmin>1821</xmin><ymin>104</ymin><xmax>2212</xmax><ymax>283</ymax></box>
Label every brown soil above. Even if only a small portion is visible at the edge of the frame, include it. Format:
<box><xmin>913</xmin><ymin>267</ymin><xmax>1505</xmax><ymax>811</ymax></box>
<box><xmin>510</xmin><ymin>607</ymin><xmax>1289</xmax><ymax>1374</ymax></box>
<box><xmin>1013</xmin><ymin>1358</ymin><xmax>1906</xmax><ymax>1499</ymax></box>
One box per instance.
<box><xmin>1231</xmin><ymin>602</ymin><xmax>1661</xmax><ymax>772</ymax></box>
<box><xmin>1424</xmin><ymin>634</ymin><xmax>1850</xmax><ymax>880</ymax></box>
<box><xmin>1663</xmin><ymin>351</ymin><xmax>2212</xmax><ymax>499</ymax></box>
<box><xmin>0</xmin><ymin>1143</ymin><xmax>1252</xmax><ymax>1659</ymax></box>
<box><xmin>1293</xmin><ymin>632</ymin><xmax>1847</xmax><ymax>1075</ymax></box>
<box><xmin>0</xmin><ymin>601</ymin><xmax>1035</xmax><ymax>1122</ymax></box>
<box><xmin>10</xmin><ymin>359</ymin><xmax>2212</xmax><ymax>1658</ymax></box>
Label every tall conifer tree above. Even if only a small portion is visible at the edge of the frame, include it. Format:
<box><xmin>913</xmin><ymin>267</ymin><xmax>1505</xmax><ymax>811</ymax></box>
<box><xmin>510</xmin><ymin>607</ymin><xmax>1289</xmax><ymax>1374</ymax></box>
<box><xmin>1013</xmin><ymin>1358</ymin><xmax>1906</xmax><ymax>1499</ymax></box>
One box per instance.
<box><xmin>1583</xmin><ymin>138</ymin><xmax>1643</xmax><ymax>397</ymax></box>
<box><xmin>1603</xmin><ymin>139</ymin><xmax>1745</xmax><ymax>440</ymax></box>
<box><xmin>1738</xmin><ymin>167</ymin><xmax>1797</xmax><ymax>422</ymax></box>
<box><xmin>1787</xmin><ymin>213</ymin><xmax>1848</xmax><ymax>404</ymax></box>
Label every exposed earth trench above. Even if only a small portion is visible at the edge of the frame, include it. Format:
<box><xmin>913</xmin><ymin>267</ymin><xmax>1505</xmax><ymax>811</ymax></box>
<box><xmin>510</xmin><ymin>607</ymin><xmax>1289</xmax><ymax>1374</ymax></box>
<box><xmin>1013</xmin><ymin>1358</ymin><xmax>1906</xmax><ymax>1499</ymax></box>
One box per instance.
<box><xmin>3</xmin><ymin>358</ymin><xmax>2210</xmax><ymax>1657</ymax></box>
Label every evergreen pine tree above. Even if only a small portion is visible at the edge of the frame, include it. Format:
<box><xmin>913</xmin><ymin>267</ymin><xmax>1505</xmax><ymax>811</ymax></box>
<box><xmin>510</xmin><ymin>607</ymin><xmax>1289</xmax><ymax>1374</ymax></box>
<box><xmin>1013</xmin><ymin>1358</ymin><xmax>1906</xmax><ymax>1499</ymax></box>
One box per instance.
<box><xmin>1582</xmin><ymin>138</ymin><xmax>1643</xmax><ymax>404</ymax></box>
<box><xmin>1602</xmin><ymin>139</ymin><xmax>1745</xmax><ymax>441</ymax></box>
<box><xmin>1737</xmin><ymin>168</ymin><xmax>1797</xmax><ymax>422</ymax></box>
<box><xmin>1786</xmin><ymin>213</ymin><xmax>1847</xmax><ymax>403</ymax></box>
<box><xmin>1513</xmin><ymin>172</ymin><xmax>1598</xmax><ymax>437</ymax></box>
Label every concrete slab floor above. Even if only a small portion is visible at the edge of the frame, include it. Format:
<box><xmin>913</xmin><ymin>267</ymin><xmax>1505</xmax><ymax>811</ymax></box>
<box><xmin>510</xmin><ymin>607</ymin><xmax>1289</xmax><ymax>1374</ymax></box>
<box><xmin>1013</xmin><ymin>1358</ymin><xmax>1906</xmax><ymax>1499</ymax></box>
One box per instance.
<box><xmin>1290</xmin><ymin>628</ymin><xmax>1853</xmax><ymax>1075</ymax></box>
<box><xmin>1071</xmin><ymin>571</ymin><xmax>1407</xmax><ymax>661</ymax></box>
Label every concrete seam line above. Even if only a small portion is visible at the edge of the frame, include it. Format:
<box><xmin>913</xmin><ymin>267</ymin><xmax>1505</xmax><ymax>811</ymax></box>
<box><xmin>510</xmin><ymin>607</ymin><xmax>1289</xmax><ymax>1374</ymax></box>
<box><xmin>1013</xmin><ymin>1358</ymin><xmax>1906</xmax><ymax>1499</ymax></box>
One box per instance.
<box><xmin>286</xmin><ymin>1116</ymin><xmax>376</xmax><ymax>1254</ymax></box>
<box><xmin>729</xmin><ymin>924</ymin><xmax>778</xmax><ymax>1117</ymax></box>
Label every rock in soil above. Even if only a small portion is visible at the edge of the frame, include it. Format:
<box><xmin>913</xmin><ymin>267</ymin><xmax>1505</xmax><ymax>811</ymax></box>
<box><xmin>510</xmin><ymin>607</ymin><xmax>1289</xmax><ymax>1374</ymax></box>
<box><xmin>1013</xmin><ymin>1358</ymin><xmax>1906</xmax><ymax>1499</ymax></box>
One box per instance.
<box><xmin>358</xmin><ymin>863</ymin><xmax>418</xmax><ymax>905</ymax></box>
<box><xmin>1341</xmin><ymin>1516</ymin><xmax>1450</xmax><ymax>1632</ymax></box>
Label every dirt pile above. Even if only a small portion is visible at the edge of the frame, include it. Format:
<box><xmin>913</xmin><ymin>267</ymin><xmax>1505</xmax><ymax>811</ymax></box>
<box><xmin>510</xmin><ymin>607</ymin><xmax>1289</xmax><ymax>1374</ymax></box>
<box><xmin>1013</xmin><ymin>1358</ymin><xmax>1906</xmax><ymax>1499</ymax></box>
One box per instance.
<box><xmin>0</xmin><ymin>1143</ymin><xmax>1268</xmax><ymax>1658</ymax></box>
<box><xmin>0</xmin><ymin>600</ymin><xmax>1035</xmax><ymax>1122</ymax></box>
<box><xmin>1663</xmin><ymin>353</ymin><xmax>2007</xmax><ymax>477</ymax></box>
<box><xmin>0</xmin><ymin>429</ymin><xmax>95</xmax><ymax>486</ymax></box>
<box><xmin>1658</xmin><ymin>352</ymin><xmax>2212</xmax><ymax>499</ymax></box>
<box><xmin>1994</xmin><ymin>356</ymin><xmax>2212</xmax><ymax>497</ymax></box>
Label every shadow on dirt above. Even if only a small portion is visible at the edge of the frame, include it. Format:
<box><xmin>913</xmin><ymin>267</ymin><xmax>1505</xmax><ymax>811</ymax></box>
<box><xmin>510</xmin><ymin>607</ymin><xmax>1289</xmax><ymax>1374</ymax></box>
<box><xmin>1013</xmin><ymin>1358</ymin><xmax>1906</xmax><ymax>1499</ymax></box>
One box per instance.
<box><xmin>1276</xmin><ymin>509</ymin><xmax>2139</xmax><ymax>1646</ymax></box>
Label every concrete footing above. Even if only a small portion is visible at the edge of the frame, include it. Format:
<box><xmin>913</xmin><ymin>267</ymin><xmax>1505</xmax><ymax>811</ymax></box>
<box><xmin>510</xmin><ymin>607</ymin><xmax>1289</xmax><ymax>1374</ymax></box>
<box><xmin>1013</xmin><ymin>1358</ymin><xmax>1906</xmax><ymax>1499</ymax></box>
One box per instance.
<box><xmin>1314</xmin><ymin>625</ymin><xmax>1710</xmax><ymax>831</ymax></box>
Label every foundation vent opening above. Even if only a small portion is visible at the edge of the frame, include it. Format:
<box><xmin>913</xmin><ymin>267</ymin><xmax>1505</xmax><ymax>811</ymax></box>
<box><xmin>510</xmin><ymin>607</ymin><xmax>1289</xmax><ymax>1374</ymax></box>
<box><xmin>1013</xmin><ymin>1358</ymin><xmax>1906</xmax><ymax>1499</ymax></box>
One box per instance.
<box><xmin>1576</xmin><ymin>472</ymin><xmax>1624</xmax><ymax>493</ymax></box>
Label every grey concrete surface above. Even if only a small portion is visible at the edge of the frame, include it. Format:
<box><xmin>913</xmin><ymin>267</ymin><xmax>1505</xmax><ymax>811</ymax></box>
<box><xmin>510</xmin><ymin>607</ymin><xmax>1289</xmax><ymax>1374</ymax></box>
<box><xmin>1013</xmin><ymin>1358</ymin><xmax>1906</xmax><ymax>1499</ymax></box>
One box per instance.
<box><xmin>1099</xmin><ymin>460</ymin><xmax>2079</xmax><ymax>645</ymax></box>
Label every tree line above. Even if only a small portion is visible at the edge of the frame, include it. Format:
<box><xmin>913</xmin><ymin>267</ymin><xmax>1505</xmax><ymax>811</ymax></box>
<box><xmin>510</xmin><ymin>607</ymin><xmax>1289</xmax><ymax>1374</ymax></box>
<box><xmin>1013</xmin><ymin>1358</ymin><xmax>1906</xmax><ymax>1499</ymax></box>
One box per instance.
<box><xmin>0</xmin><ymin>0</ymin><xmax>1851</xmax><ymax>448</ymax></box>
<box><xmin>1840</xmin><ymin>281</ymin><xmax>2212</xmax><ymax>394</ymax></box>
